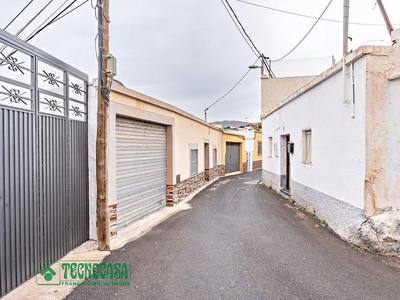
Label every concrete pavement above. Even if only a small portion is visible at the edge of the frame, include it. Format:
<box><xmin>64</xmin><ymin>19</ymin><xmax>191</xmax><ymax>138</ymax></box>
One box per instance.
<box><xmin>67</xmin><ymin>170</ymin><xmax>400</xmax><ymax>300</ymax></box>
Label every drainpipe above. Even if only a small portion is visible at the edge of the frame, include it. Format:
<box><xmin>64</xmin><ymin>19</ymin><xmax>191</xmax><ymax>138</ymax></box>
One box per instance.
<box><xmin>342</xmin><ymin>0</ymin><xmax>350</xmax><ymax>104</ymax></box>
<box><xmin>351</xmin><ymin>62</ymin><xmax>355</xmax><ymax>118</ymax></box>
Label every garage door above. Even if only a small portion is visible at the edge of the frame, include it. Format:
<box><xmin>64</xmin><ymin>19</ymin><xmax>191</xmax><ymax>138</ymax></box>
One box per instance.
<box><xmin>116</xmin><ymin>117</ymin><xmax>167</xmax><ymax>230</ymax></box>
<box><xmin>226</xmin><ymin>142</ymin><xmax>241</xmax><ymax>173</ymax></box>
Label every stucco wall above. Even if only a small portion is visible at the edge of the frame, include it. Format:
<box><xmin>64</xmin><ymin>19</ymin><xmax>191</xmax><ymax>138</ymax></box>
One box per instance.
<box><xmin>88</xmin><ymin>83</ymin><xmax>225</xmax><ymax>238</ymax></box>
<box><xmin>364</xmin><ymin>47</ymin><xmax>400</xmax><ymax>215</ymax></box>
<box><xmin>88</xmin><ymin>80</ymin><xmax>98</xmax><ymax>240</ymax></box>
<box><xmin>252</xmin><ymin>131</ymin><xmax>262</xmax><ymax>163</ymax></box>
<box><xmin>223</xmin><ymin>132</ymin><xmax>244</xmax><ymax>171</ymax></box>
<box><xmin>261</xmin><ymin>76</ymin><xmax>315</xmax><ymax>115</ymax></box>
<box><xmin>262</xmin><ymin>56</ymin><xmax>367</xmax><ymax>210</ymax></box>
<box><xmin>109</xmin><ymin>84</ymin><xmax>224</xmax><ymax>203</ymax></box>
<box><xmin>261</xmin><ymin>46</ymin><xmax>400</xmax><ymax>253</ymax></box>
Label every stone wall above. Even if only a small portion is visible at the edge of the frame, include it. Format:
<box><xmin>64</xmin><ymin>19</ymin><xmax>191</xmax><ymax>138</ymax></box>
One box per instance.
<box><xmin>205</xmin><ymin>165</ymin><xmax>220</xmax><ymax>182</ymax></box>
<box><xmin>216</xmin><ymin>164</ymin><xmax>225</xmax><ymax>177</ymax></box>
<box><xmin>166</xmin><ymin>165</ymin><xmax>225</xmax><ymax>206</ymax></box>
<box><xmin>253</xmin><ymin>160</ymin><xmax>262</xmax><ymax>170</ymax></box>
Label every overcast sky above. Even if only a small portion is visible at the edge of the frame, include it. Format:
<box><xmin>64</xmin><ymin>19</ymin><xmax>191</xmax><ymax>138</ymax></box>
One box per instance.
<box><xmin>2</xmin><ymin>0</ymin><xmax>400</xmax><ymax>122</ymax></box>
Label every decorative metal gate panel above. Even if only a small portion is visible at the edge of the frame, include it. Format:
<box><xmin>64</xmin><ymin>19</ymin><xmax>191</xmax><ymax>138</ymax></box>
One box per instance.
<box><xmin>0</xmin><ymin>29</ymin><xmax>89</xmax><ymax>297</ymax></box>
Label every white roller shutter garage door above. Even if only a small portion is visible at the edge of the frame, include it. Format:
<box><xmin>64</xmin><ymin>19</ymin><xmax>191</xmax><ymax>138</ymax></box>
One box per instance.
<box><xmin>116</xmin><ymin>116</ymin><xmax>167</xmax><ymax>230</ymax></box>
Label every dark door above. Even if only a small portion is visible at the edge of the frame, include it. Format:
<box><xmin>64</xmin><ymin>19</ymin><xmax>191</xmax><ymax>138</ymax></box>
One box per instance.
<box><xmin>226</xmin><ymin>142</ymin><xmax>240</xmax><ymax>173</ymax></box>
<box><xmin>286</xmin><ymin>135</ymin><xmax>291</xmax><ymax>190</ymax></box>
<box><xmin>204</xmin><ymin>143</ymin><xmax>210</xmax><ymax>170</ymax></box>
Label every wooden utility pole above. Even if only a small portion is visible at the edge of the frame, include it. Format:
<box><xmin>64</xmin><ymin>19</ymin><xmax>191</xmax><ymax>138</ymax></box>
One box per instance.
<box><xmin>376</xmin><ymin>0</ymin><xmax>393</xmax><ymax>36</ymax></box>
<box><xmin>96</xmin><ymin>0</ymin><xmax>110</xmax><ymax>251</ymax></box>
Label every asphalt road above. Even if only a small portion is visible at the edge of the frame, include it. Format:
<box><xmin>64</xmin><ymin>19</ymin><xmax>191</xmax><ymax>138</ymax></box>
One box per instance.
<box><xmin>67</xmin><ymin>171</ymin><xmax>400</xmax><ymax>300</ymax></box>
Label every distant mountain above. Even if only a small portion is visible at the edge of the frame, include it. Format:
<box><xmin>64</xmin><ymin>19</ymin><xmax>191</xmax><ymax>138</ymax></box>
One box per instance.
<box><xmin>212</xmin><ymin>120</ymin><xmax>250</xmax><ymax>128</ymax></box>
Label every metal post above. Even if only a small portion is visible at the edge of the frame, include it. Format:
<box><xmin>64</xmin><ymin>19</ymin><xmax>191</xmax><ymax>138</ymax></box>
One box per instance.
<box><xmin>342</xmin><ymin>0</ymin><xmax>350</xmax><ymax>104</ymax></box>
<box><xmin>343</xmin><ymin>0</ymin><xmax>349</xmax><ymax>55</ymax></box>
<box><xmin>96</xmin><ymin>0</ymin><xmax>110</xmax><ymax>250</ymax></box>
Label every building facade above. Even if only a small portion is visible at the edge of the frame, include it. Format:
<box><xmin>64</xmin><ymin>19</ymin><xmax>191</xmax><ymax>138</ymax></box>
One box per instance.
<box><xmin>261</xmin><ymin>45</ymin><xmax>400</xmax><ymax>254</ymax></box>
<box><xmin>89</xmin><ymin>83</ymin><xmax>225</xmax><ymax>240</ymax></box>
<box><xmin>223</xmin><ymin>130</ymin><xmax>262</xmax><ymax>174</ymax></box>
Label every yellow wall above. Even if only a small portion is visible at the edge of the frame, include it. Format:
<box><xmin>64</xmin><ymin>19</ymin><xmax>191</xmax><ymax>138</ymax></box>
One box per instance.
<box><xmin>261</xmin><ymin>76</ymin><xmax>315</xmax><ymax>115</ymax></box>
<box><xmin>252</xmin><ymin>131</ymin><xmax>262</xmax><ymax>162</ymax></box>
<box><xmin>107</xmin><ymin>84</ymin><xmax>224</xmax><ymax>204</ymax></box>
<box><xmin>223</xmin><ymin>132</ymin><xmax>244</xmax><ymax>172</ymax></box>
<box><xmin>223</xmin><ymin>130</ymin><xmax>263</xmax><ymax>172</ymax></box>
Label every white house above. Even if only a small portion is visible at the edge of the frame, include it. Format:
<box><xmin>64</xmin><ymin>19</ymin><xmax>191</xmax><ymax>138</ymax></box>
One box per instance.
<box><xmin>261</xmin><ymin>45</ymin><xmax>400</xmax><ymax>255</ymax></box>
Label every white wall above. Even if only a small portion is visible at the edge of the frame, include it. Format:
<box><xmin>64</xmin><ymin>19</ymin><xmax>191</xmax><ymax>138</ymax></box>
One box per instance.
<box><xmin>88</xmin><ymin>80</ymin><xmax>98</xmax><ymax>240</ymax></box>
<box><xmin>262</xmin><ymin>56</ymin><xmax>366</xmax><ymax>209</ymax></box>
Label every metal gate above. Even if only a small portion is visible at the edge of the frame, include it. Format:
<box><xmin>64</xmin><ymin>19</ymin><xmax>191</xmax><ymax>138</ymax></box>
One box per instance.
<box><xmin>116</xmin><ymin>116</ymin><xmax>166</xmax><ymax>230</ymax></box>
<box><xmin>226</xmin><ymin>142</ymin><xmax>240</xmax><ymax>173</ymax></box>
<box><xmin>0</xmin><ymin>29</ymin><xmax>88</xmax><ymax>297</ymax></box>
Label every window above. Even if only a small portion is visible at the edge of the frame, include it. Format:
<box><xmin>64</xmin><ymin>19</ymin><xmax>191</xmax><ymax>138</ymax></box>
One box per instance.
<box><xmin>268</xmin><ymin>137</ymin><xmax>273</xmax><ymax>157</ymax></box>
<box><xmin>302</xmin><ymin>130</ymin><xmax>312</xmax><ymax>164</ymax></box>
<box><xmin>258</xmin><ymin>141</ymin><xmax>262</xmax><ymax>155</ymax></box>
<box><xmin>213</xmin><ymin>149</ymin><xmax>217</xmax><ymax>167</ymax></box>
<box><xmin>190</xmin><ymin>149</ymin><xmax>198</xmax><ymax>176</ymax></box>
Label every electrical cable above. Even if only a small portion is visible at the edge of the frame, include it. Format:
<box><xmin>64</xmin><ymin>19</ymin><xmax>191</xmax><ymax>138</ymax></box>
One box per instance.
<box><xmin>94</xmin><ymin>32</ymin><xmax>99</xmax><ymax>61</ymax></box>
<box><xmin>14</xmin><ymin>0</ymin><xmax>53</xmax><ymax>38</ymax></box>
<box><xmin>3</xmin><ymin>0</ymin><xmax>34</xmax><ymax>31</ymax></box>
<box><xmin>91</xmin><ymin>0</ymin><xmax>97</xmax><ymax>9</ymax></box>
<box><xmin>1</xmin><ymin>0</ymin><xmax>82</xmax><ymax>61</ymax></box>
<box><xmin>51</xmin><ymin>0</ymin><xmax>89</xmax><ymax>24</ymax></box>
<box><xmin>245</xmin><ymin>106</ymin><xmax>260</xmax><ymax>119</ymax></box>
<box><xmin>205</xmin><ymin>57</ymin><xmax>259</xmax><ymax>112</ymax></box>
<box><xmin>220</xmin><ymin>0</ymin><xmax>258</xmax><ymax>58</ymax></box>
<box><xmin>272</xmin><ymin>0</ymin><xmax>333</xmax><ymax>62</ymax></box>
<box><xmin>24</xmin><ymin>0</ymin><xmax>69</xmax><ymax>41</ymax></box>
<box><xmin>25</xmin><ymin>0</ymin><xmax>79</xmax><ymax>43</ymax></box>
<box><xmin>224</xmin><ymin>0</ymin><xmax>275</xmax><ymax>77</ymax></box>
<box><xmin>237</xmin><ymin>0</ymin><xmax>400</xmax><ymax>27</ymax></box>
<box><xmin>97</xmin><ymin>0</ymin><xmax>110</xmax><ymax>102</ymax></box>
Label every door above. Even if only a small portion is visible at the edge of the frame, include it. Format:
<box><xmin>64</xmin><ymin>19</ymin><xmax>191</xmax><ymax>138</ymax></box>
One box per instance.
<box><xmin>225</xmin><ymin>142</ymin><xmax>240</xmax><ymax>173</ymax></box>
<box><xmin>116</xmin><ymin>117</ymin><xmax>167</xmax><ymax>230</ymax></box>
<box><xmin>285</xmin><ymin>135</ymin><xmax>291</xmax><ymax>190</ymax></box>
<box><xmin>204</xmin><ymin>143</ymin><xmax>209</xmax><ymax>170</ymax></box>
<box><xmin>280</xmin><ymin>135</ymin><xmax>291</xmax><ymax>192</ymax></box>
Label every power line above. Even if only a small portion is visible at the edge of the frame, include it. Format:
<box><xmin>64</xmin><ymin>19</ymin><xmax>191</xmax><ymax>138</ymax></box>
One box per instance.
<box><xmin>220</xmin><ymin>0</ymin><xmax>258</xmax><ymax>58</ymax></box>
<box><xmin>272</xmin><ymin>0</ymin><xmax>333</xmax><ymax>62</ymax></box>
<box><xmin>51</xmin><ymin>0</ymin><xmax>89</xmax><ymax>24</ymax></box>
<box><xmin>14</xmin><ymin>0</ymin><xmax>53</xmax><ymax>38</ymax></box>
<box><xmin>205</xmin><ymin>57</ymin><xmax>259</xmax><ymax>115</ymax></box>
<box><xmin>1</xmin><ymin>0</ymin><xmax>83</xmax><ymax>61</ymax></box>
<box><xmin>25</xmin><ymin>0</ymin><xmax>79</xmax><ymax>43</ymax></box>
<box><xmin>223</xmin><ymin>0</ymin><xmax>275</xmax><ymax>78</ymax></box>
<box><xmin>3</xmin><ymin>0</ymin><xmax>34</xmax><ymax>31</ymax></box>
<box><xmin>24</xmin><ymin>0</ymin><xmax>70</xmax><ymax>41</ymax></box>
<box><xmin>205</xmin><ymin>68</ymin><xmax>251</xmax><ymax>111</ymax></box>
<box><xmin>237</xmin><ymin>0</ymin><xmax>400</xmax><ymax>26</ymax></box>
<box><xmin>245</xmin><ymin>107</ymin><xmax>260</xmax><ymax>119</ymax></box>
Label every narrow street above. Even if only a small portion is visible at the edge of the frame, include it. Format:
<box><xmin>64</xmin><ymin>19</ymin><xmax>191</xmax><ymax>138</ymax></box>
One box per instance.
<box><xmin>68</xmin><ymin>171</ymin><xmax>400</xmax><ymax>300</ymax></box>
